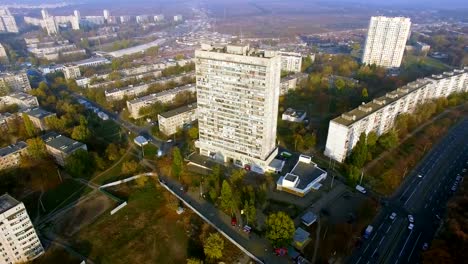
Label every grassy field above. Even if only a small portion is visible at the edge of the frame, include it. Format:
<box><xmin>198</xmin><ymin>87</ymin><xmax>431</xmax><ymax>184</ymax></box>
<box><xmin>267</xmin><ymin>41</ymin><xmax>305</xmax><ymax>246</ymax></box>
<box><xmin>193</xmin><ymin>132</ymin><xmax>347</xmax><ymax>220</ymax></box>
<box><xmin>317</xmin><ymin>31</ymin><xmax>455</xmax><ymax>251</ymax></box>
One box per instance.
<box><xmin>143</xmin><ymin>144</ymin><xmax>159</xmax><ymax>158</ymax></box>
<box><xmin>41</xmin><ymin>179</ymin><xmax>91</xmax><ymax>215</ymax></box>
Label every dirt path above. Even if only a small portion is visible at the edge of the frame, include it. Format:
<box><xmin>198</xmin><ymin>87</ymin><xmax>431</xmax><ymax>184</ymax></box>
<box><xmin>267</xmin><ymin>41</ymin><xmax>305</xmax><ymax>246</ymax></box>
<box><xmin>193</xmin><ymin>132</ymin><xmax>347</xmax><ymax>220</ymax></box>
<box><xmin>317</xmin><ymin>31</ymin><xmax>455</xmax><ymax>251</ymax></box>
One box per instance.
<box><xmin>91</xmin><ymin>145</ymin><xmax>135</xmax><ymax>183</ymax></box>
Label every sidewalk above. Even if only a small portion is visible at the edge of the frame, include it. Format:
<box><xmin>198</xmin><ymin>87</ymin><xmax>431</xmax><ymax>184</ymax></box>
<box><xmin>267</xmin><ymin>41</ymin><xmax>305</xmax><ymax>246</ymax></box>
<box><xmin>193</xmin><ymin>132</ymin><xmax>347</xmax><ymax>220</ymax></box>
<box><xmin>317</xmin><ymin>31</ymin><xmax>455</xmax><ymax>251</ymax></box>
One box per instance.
<box><xmin>159</xmin><ymin>176</ymin><xmax>292</xmax><ymax>264</ymax></box>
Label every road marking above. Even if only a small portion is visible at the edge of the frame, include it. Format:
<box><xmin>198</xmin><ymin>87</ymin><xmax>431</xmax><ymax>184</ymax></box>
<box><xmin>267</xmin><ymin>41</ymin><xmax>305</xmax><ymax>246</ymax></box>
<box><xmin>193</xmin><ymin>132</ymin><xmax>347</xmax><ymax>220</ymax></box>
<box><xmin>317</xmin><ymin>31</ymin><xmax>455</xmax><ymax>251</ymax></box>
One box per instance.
<box><xmin>372</xmin><ymin>248</ymin><xmax>378</xmax><ymax>257</ymax></box>
<box><xmin>379</xmin><ymin>236</ymin><xmax>385</xmax><ymax>246</ymax></box>
<box><xmin>399</xmin><ymin>229</ymin><xmax>414</xmax><ymax>257</ymax></box>
<box><xmin>386</xmin><ymin>225</ymin><xmax>392</xmax><ymax>233</ymax></box>
<box><xmin>356</xmin><ymin>256</ymin><xmax>362</xmax><ymax>264</ymax></box>
<box><xmin>424</xmin><ymin>203</ymin><xmax>428</xmax><ymax>209</ymax></box>
<box><xmin>363</xmin><ymin>244</ymin><xmax>370</xmax><ymax>253</ymax></box>
<box><xmin>408</xmin><ymin>232</ymin><xmax>422</xmax><ymax>262</ymax></box>
<box><xmin>404</xmin><ymin>181</ymin><xmax>421</xmax><ymax>206</ymax></box>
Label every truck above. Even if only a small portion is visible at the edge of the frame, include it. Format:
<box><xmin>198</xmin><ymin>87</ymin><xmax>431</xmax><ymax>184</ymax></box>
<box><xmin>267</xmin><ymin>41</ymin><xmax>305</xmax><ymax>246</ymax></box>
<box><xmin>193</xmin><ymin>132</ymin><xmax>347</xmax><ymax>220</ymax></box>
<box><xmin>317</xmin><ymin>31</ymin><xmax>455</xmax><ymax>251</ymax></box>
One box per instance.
<box><xmin>363</xmin><ymin>225</ymin><xmax>373</xmax><ymax>239</ymax></box>
<box><xmin>355</xmin><ymin>185</ymin><xmax>367</xmax><ymax>194</ymax></box>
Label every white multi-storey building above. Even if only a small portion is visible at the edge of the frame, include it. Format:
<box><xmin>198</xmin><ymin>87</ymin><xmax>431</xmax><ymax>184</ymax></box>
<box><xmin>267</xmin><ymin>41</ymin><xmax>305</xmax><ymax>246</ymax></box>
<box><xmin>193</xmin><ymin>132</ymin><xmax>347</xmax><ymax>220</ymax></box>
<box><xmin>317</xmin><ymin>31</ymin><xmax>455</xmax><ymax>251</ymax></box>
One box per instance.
<box><xmin>362</xmin><ymin>16</ymin><xmax>411</xmax><ymax>68</ymax></box>
<box><xmin>154</xmin><ymin>15</ymin><xmax>164</xmax><ymax>22</ymax></box>
<box><xmin>0</xmin><ymin>43</ymin><xmax>8</xmax><ymax>62</ymax></box>
<box><xmin>62</xmin><ymin>65</ymin><xmax>81</xmax><ymax>80</ymax></box>
<box><xmin>174</xmin><ymin>15</ymin><xmax>183</xmax><ymax>22</ymax></box>
<box><xmin>0</xmin><ymin>93</ymin><xmax>39</xmax><ymax>110</ymax></box>
<box><xmin>0</xmin><ymin>141</ymin><xmax>28</xmax><ymax>170</ymax></box>
<box><xmin>324</xmin><ymin>68</ymin><xmax>468</xmax><ymax>162</ymax></box>
<box><xmin>158</xmin><ymin>103</ymin><xmax>197</xmax><ymax>136</ymax></box>
<box><xmin>0</xmin><ymin>194</ymin><xmax>44</xmax><ymax>263</ymax></box>
<box><xmin>0</xmin><ymin>8</ymin><xmax>18</xmax><ymax>33</ymax></box>
<box><xmin>127</xmin><ymin>84</ymin><xmax>196</xmax><ymax>119</ymax></box>
<box><xmin>0</xmin><ymin>72</ymin><xmax>32</xmax><ymax>93</ymax></box>
<box><xmin>278</xmin><ymin>51</ymin><xmax>303</xmax><ymax>73</ymax></box>
<box><xmin>103</xmin><ymin>9</ymin><xmax>110</xmax><ymax>21</ymax></box>
<box><xmin>195</xmin><ymin>44</ymin><xmax>281</xmax><ymax>173</ymax></box>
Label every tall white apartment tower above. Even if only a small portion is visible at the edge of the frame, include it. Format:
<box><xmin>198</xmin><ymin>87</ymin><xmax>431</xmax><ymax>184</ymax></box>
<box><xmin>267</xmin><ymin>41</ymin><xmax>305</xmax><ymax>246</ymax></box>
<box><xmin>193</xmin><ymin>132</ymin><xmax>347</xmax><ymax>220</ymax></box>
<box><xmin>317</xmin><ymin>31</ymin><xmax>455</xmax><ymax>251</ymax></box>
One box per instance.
<box><xmin>362</xmin><ymin>16</ymin><xmax>411</xmax><ymax>68</ymax></box>
<box><xmin>0</xmin><ymin>194</ymin><xmax>44</xmax><ymax>263</ymax></box>
<box><xmin>195</xmin><ymin>44</ymin><xmax>281</xmax><ymax>173</ymax></box>
<box><xmin>103</xmin><ymin>9</ymin><xmax>110</xmax><ymax>21</ymax></box>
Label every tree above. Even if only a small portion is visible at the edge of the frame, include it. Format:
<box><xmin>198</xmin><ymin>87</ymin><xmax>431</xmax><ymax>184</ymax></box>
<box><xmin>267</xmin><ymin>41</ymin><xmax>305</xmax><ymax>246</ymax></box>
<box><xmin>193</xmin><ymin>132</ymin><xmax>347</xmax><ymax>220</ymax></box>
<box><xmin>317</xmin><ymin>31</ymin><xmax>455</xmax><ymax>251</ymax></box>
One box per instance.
<box><xmin>243</xmin><ymin>199</ymin><xmax>256</xmax><ymax>225</ymax></box>
<box><xmin>348</xmin><ymin>133</ymin><xmax>368</xmax><ymax>168</ymax></box>
<box><xmin>361</xmin><ymin>88</ymin><xmax>369</xmax><ymax>98</ymax></box>
<box><xmin>188</xmin><ymin>127</ymin><xmax>199</xmax><ymax>140</ymax></box>
<box><xmin>26</xmin><ymin>137</ymin><xmax>47</xmax><ymax>160</ymax></box>
<box><xmin>105</xmin><ymin>143</ymin><xmax>120</xmax><ymax>161</ymax></box>
<box><xmin>22</xmin><ymin>113</ymin><xmax>37</xmax><ymax>137</ymax></box>
<box><xmin>65</xmin><ymin>149</ymin><xmax>94</xmax><ymax>178</ymax></box>
<box><xmin>293</xmin><ymin>133</ymin><xmax>304</xmax><ymax>151</ymax></box>
<box><xmin>265</xmin><ymin>211</ymin><xmax>295</xmax><ymax>247</ymax></box>
<box><xmin>220</xmin><ymin>180</ymin><xmax>235</xmax><ymax>214</ymax></box>
<box><xmin>186</xmin><ymin>258</ymin><xmax>203</xmax><ymax>264</ymax></box>
<box><xmin>203</xmin><ymin>233</ymin><xmax>224</xmax><ymax>260</ymax></box>
<box><xmin>334</xmin><ymin>78</ymin><xmax>346</xmax><ymax>90</ymax></box>
<box><xmin>378</xmin><ymin>130</ymin><xmax>399</xmax><ymax>150</ymax></box>
<box><xmin>172</xmin><ymin>147</ymin><xmax>183</xmax><ymax>180</ymax></box>
<box><xmin>122</xmin><ymin>160</ymin><xmax>139</xmax><ymax>174</ymax></box>
<box><xmin>303</xmin><ymin>133</ymin><xmax>317</xmax><ymax>150</ymax></box>
<box><xmin>71</xmin><ymin>124</ymin><xmax>91</xmax><ymax>142</ymax></box>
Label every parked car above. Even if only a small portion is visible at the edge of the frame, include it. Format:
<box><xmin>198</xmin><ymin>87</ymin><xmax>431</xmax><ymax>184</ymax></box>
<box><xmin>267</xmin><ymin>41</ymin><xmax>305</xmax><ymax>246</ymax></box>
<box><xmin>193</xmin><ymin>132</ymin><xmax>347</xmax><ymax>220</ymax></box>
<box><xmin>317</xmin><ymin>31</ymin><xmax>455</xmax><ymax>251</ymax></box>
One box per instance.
<box><xmin>408</xmin><ymin>215</ymin><xmax>414</xmax><ymax>223</ymax></box>
<box><xmin>390</xmin><ymin>212</ymin><xmax>397</xmax><ymax>220</ymax></box>
<box><xmin>422</xmin><ymin>243</ymin><xmax>429</xmax><ymax>251</ymax></box>
<box><xmin>355</xmin><ymin>185</ymin><xmax>367</xmax><ymax>194</ymax></box>
<box><xmin>408</xmin><ymin>223</ymin><xmax>415</xmax><ymax>230</ymax></box>
<box><xmin>231</xmin><ymin>216</ymin><xmax>237</xmax><ymax>226</ymax></box>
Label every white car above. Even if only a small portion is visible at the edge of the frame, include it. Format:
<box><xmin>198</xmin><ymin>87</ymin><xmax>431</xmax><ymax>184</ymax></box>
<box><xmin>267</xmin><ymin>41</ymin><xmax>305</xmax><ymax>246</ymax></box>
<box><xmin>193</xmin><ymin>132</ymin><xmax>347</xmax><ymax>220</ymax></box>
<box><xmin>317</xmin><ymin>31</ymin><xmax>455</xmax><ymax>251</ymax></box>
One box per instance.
<box><xmin>417</xmin><ymin>174</ymin><xmax>423</xmax><ymax>178</ymax></box>
<box><xmin>390</xmin><ymin>212</ymin><xmax>397</xmax><ymax>220</ymax></box>
<box><xmin>408</xmin><ymin>215</ymin><xmax>414</xmax><ymax>223</ymax></box>
<box><xmin>408</xmin><ymin>223</ymin><xmax>414</xmax><ymax>230</ymax></box>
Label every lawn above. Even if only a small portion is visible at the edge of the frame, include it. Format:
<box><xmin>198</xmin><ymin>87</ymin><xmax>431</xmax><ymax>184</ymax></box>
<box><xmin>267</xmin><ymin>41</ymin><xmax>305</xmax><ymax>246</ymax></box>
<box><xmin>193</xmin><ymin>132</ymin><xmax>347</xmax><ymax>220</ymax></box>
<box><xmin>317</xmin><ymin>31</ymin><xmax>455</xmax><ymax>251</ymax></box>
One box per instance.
<box><xmin>143</xmin><ymin>144</ymin><xmax>159</xmax><ymax>158</ymax></box>
<box><xmin>71</xmin><ymin>181</ymin><xmax>193</xmax><ymax>264</ymax></box>
<box><xmin>91</xmin><ymin>147</ymin><xmax>139</xmax><ymax>185</ymax></box>
<box><xmin>41</xmin><ymin>179</ymin><xmax>91</xmax><ymax>215</ymax></box>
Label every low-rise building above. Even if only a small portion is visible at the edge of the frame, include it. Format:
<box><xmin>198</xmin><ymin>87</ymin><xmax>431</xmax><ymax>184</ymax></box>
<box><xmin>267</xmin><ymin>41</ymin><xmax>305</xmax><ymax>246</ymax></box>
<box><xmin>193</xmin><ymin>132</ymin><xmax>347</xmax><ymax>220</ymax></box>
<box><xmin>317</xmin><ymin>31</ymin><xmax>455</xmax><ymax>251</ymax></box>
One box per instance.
<box><xmin>22</xmin><ymin>107</ymin><xmax>56</xmax><ymax>131</ymax></box>
<box><xmin>282</xmin><ymin>108</ymin><xmax>306</xmax><ymax>123</ymax></box>
<box><xmin>278</xmin><ymin>51</ymin><xmax>303</xmax><ymax>73</ymax></box>
<box><xmin>158</xmin><ymin>103</ymin><xmax>197</xmax><ymax>136</ymax></box>
<box><xmin>154</xmin><ymin>14</ymin><xmax>164</xmax><ymax>22</ymax></box>
<box><xmin>42</xmin><ymin>132</ymin><xmax>87</xmax><ymax>166</ymax></box>
<box><xmin>0</xmin><ymin>93</ymin><xmax>39</xmax><ymax>110</ymax></box>
<box><xmin>127</xmin><ymin>84</ymin><xmax>196</xmax><ymax>119</ymax></box>
<box><xmin>0</xmin><ymin>194</ymin><xmax>44</xmax><ymax>263</ymax></box>
<box><xmin>0</xmin><ymin>72</ymin><xmax>32</xmax><ymax>93</ymax></box>
<box><xmin>280</xmin><ymin>72</ymin><xmax>307</xmax><ymax>95</ymax></box>
<box><xmin>0</xmin><ymin>141</ymin><xmax>28</xmax><ymax>170</ymax></box>
<box><xmin>293</xmin><ymin>227</ymin><xmax>311</xmax><ymax>250</ymax></box>
<box><xmin>276</xmin><ymin>155</ymin><xmax>327</xmax><ymax>197</ymax></box>
<box><xmin>62</xmin><ymin>65</ymin><xmax>81</xmax><ymax>80</ymax></box>
<box><xmin>74</xmin><ymin>57</ymin><xmax>111</xmax><ymax>68</ymax></box>
<box><xmin>174</xmin><ymin>15</ymin><xmax>183</xmax><ymax>22</ymax></box>
<box><xmin>415</xmin><ymin>42</ymin><xmax>430</xmax><ymax>53</ymax></box>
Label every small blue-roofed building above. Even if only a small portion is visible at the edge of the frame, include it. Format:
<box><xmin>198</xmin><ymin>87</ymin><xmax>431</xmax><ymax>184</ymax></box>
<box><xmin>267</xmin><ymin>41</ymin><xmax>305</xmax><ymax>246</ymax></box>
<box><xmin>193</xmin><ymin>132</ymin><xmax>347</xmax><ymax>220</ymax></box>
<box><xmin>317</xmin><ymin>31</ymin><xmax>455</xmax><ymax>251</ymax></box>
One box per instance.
<box><xmin>301</xmin><ymin>211</ymin><xmax>318</xmax><ymax>226</ymax></box>
<box><xmin>134</xmin><ymin>136</ymin><xmax>148</xmax><ymax>147</ymax></box>
<box><xmin>293</xmin><ymin>227</ymin><xmax>311</xmax><ymax>250</ymax></box>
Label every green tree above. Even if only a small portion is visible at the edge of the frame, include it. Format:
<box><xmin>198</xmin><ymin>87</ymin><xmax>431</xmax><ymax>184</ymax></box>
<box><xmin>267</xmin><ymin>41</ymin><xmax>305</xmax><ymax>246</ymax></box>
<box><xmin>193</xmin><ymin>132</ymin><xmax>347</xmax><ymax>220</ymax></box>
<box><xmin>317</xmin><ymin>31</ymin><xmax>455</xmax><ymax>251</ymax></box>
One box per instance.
<box><xmin>203</xmin><ymin>233</ymin><xmax>224</xmax><ymax>261</ymax></box>
<box><xmin>220</xmin><ymin>180</ymin><xmax>235</xmax><ymax>214</ymax></box>
<box><xmin>71</xmin><ymin>124</ymin><xmax>91</xmax><ymax>142</ymax></box>
<box><xmin>122</xmin><ymin>160</ymin><xmax>139</xmax><ymax>174</ymax></box>
<box><xmin>188</xmin><ymin>127</ymin><xmax>199</xmax><ymax>140</ymax></box>
<box><xmin>26</xmin><ymin>137</ymin><xmax>47</xmax><ymax>160</ymax></box>
<box><xmin>348</xmin><ymin>133</ymin><xmax>368</xmax><ymax>168</ymax></box>
<box><xmin>265</xmin><ymin>211</ymin><xmax>295</xmax><ymax>247</ymax></box>
<box><xmin>172</xmin><ymin>147</ymin><xmax>183</xmax><ymax>179</ymax></box>
<box><xmin>105</xmin><ymin>143</ymin><xmax>120</xmax><ymax>161</ymax></box>
<box><xmin>22</xmin><ymin>113</ymin><xmax>36</xmax><ymax>137</ymax></box>
<box><xmin>243</xmin><ymin>199</ymin><xmax>256</xmax><ymax>225</ymax></box>
<box><xmin>186</xmin><ymin>258</ymin><xmax>203</xmax><ymax>264</ymax></box>
<box><xmin>377</xmin><ymin>130</ymin><xmax>399</xmax><ymax>150</ymax></box>
<box><xmin>65</xmin><ymin>149</ymin><xmax>94</xmax><ymax>178</ymax></box>
<box><xmin>334</xmin><ymin>78</ymin><xmax>346</xmax><ymax>90</ymax></box>
<box><xmin>361</xmin><ymin>88</ymin><xmax>369</xmax><ymax>98</ymax></box>
<box><xmin>303</xmin><ymin>133</ymin><xmax>317</xmax><ymax>150</ymax></box>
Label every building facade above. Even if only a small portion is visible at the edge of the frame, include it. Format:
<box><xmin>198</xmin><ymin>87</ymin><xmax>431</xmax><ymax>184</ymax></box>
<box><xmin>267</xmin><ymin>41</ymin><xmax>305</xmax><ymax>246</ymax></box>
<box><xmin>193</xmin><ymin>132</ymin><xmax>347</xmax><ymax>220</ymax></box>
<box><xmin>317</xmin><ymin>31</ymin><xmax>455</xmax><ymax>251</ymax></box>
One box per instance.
<box><xmin>0</xmin><ymin>142</ymin><xmax>27</xmax><ymax>170</ymax></box>
<box><xmin>42</xmin><ymin>132</ymin><xmax>88</xmax><ymax>166</ymax></box>
<box><xmin>0</xmin><ymin>93</ymin><xmax>39</xmax><ymax>110</ymax></box>
<box><xmin>22</xmin><ymin>107</ymin><xmax>56</xmax><ymax>131</ymax></box>
<box><xmin>0</xmin><ymin>194</ymin><xmax>44</xmax><ymax>263</ymax></box>
<box><xmin>278</xmin><ymin>51</ymin><xmax>302</xmax><ymax>73</ymax></box>
<box><xmin>63</xmin><ymin>65</ymin><xmax>81</xmax><ymax>80</ymax></box>
<box><xmin>0</xmin><ymin>8</ymin><xmax>18</xmax><ymax>33</ymax></box>
<box><xmin>0</xmin><ymin>43</ymin><xmax>8</xmax><ymax>62</ymax></box>
<box><xmin>126</xmin><ymin>84</ymin><xmax>196</xmax><ymax>119</ymax></box>
<box><xmin>362</xmin><ymin>16</ymin><xmax>411</xmax><ymax>68</ymax></box>
<box><xmin>0</xmin><ymin>72</ymin><xmax>32</xmax><ymax>93</ymax></box>
<box><xmin>324</xmin><ymin>68</ymin><xmax>468</xmax><ymax>162</ymax></box>
<box><xmin>194</xmin><ymin>44</ymin><xmax>281</xmax><ymax>173</ymax></box>
<box><xmin>158</xmin><ymin>103</ymin><xmax>197</xmax><ymax>136</ymax></box>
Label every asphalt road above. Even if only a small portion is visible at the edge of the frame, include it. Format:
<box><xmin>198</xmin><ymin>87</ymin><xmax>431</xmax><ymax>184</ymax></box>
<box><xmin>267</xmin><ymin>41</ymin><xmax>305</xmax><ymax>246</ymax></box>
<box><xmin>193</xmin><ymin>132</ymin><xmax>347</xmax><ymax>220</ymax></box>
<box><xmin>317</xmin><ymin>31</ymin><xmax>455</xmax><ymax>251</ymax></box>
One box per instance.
<box><xmin>349</xmin><ymin>119</ymin><xmax>468</xmax><ymax>264</ymax></box>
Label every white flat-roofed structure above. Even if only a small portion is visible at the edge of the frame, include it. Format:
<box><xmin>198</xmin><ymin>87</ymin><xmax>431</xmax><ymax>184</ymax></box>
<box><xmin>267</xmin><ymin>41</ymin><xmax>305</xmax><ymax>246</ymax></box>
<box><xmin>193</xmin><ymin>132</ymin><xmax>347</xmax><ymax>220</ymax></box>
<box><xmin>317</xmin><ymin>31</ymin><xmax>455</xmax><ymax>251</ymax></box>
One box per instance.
<box><xmin>158</xmin><ymin>103</ymin><xmax>197</xmax><ymax>136</ymax></box>
<box><xmin>133</xmin><ymin>136</ymin><xmax>148</xmax><ymax>147</ymax></box>
<box><xmin>0</xmin><ymin>141</ymin><xmax>28</xmax><ymax>170</ymax></box>
<box><xmin>325</xmin><ymin>67</ymin><xmax>468</xmax><ymax>162</ymax></box>
<box><xmin>108</xmin><ymin>39</ymin><xmax>166</xmax><ymax>58</ymax></box>
<box><xmin>0</xmin><ymin>194</ymin><xmax>44</xmax><ymax>263</ymax></box>
<box><xmin>362</xmin><ymin>16</ymin><xmax>411</xmax><ymax>68</ymax></box>
<box><xmin>282</xmin><ymin>108</ymin><xmax>307</xmax><ymax>123</ymax></box>
<box><xmin>0</xmin><ymin>72</ymin><xmax>32</xmax><ymax>93</ymax></box>
<box><xmin>63</xmin><ymin>64</ymin><xmax>81</xmax><ymax>80</ymax></box>
<box><xmin>0</xmin><ymin>93</ymin><xmax>39</xmax><ymax>110</ymax></box>
<box><xmin>276</xmin><ymin>155</ymin><xmax>327</xmax><ymax>197</ymax></box>
<box><xmin>278</xmin><ymin>51</ymin><xmax>302</xmax><ymax>73</ymax></box>
<box><xmin>74</xmin><ymin>57</ymin><xmax>110</xmax><ymax>67</ymax></box>
<box><xmin>280</xmin><ymin>72</ymin><xmax>307</xmax><ymax>95</ymax></box>
<box><xmin>194</xmin><ymin>43</ymin><xmax>281</xmax><ymax>173</ymax></box>
<box><xmin>127</xmin><ymin>84</ymin><xmax>196</xmax><ymax>119</ymax></box>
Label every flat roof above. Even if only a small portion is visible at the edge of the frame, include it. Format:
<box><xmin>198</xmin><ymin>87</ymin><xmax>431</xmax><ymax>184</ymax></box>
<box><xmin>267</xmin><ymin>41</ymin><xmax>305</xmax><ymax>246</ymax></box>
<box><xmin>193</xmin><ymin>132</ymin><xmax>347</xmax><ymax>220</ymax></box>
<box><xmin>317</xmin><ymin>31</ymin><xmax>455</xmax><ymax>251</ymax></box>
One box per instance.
<box><xmin>41</xmin><ymin>132</ymin><xmax>85</xmax><ymax>154</ymax></box>
<box><xmin>291</xmin><ymin>160</ymin><xmax>326</xmax><ymax>190</ymax></box>
<box><xmin>0</xmin><ymin>193</ymin><xmax>20</xmax><ymax>214</ymax></box>
<box><xmin>283</xmin><ymin>108</ymin><xmax>306</xmax><ymax>118</ymax></box>
<box><xmin>8</xmin><ymin>92</ymin><xmax>35</xmax><ymax>100</ymax></box>
<box><xmin>293</xmin><ymin>227</ymin><xmax>310</xmax><ymax>243</ymax></box>
<box><xmin>301</xmin><ymin>211</ymin><xmax>317</xmax><ymax>225</ymax></box>
<box><xmin>281</xmin><ymin>72</ymin><xmax>307</xmax><ymax>82</ymax></box>
<box><xmin>128</xmin><ymin>84</ymin><xmax>195</xmax><ymax>105</ymax></box>
<box><xmin>23</xmin><ymin>107</ymin><xmax>55</xmax><ymax>119</ymax></box>
<box><xmin>159</xmin><ymin>103</ymin><xmax>197</xmax><ymax>119</ymax></box>
<box><xmin>332</xmin><ymin>68</ymin><xmax>467</xmax><ymax>127</ymax></box>
<box><xmin>0</xmin><ymin>141</ymin><xmax>27</xmax><ymax>157</ymax></box>
<box><xmin>74</xmin><ymin>57</ymin><xmax>110</xmax><ymax>66</ymax></box>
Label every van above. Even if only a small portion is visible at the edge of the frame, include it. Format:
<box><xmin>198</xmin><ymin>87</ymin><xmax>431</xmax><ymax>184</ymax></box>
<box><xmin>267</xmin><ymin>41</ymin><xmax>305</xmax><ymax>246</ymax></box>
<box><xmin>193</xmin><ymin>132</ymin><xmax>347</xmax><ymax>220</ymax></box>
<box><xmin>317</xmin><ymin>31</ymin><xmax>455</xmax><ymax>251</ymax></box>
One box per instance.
<box><xmin>355</xmin><ymin>185</ymin><xmax>367</xmax><ymax>194</ymax></box>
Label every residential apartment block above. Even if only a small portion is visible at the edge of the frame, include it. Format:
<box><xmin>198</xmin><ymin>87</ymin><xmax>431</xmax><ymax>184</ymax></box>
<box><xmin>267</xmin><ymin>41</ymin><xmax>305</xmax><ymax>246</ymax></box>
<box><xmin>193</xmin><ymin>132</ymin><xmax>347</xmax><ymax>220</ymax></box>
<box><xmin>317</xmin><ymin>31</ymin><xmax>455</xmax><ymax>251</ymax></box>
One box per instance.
<box><xmin>324</xmin><ymin>68</ymin><xmax>468</xmax><ymax>162</ymax></box>
<box><xmin>195</xmin><ymin>43</ymin><xmax>281</xmax><ymax>173</ymax></box>
<box><xmin>0</xmin><ymin>141</ymin><xmax>27</xmax><ymax>170</ymax></box>
<box><xmin>0</xmin><ymin>8</ymin><xmax>18</xmax><ymax>33</ymax></box>
<box><xmin>22</xmin><ymin>107</ymin><xmax>56</xmax><ymax>131</ymax></box>
<box><xmin>362</xmin><ymin>16</ymin><xmax>411</xmax><ymax>68</ymax></box>
<box><xmin>0</xmin><ymin>43</ymin><xmax>7</xmax><ymax>62</ymax></box>
<box><xmin>0</xmin><ymin>93</ymin><xmax>39</xmax><ymax>110</ymax></box>
<box><xmin>278</xmin><ymin>51</ymin><xmax>303</xmax><ymax>73</ymax></box>
<box><xmin>280</xmin><ymin>72</ymin><xmax>307</xmax><ymax>95</ymax></box>
<box><xmin>42</xmin><ymin>132</ymin><xmax>88</xmax><ymax>166</ymax></box>
<box><xmin>127</xmin><ymin>84</ymin><xmax>196</xmax><ymax>119</ymax></box>
<box><xmin>63</xmin><ymin>65</ymin><xmax>81</xmax><ymax>80</ymax></box>
<box><xmin>0</xmin><ymin>72</ymin><xmax>31</xmax><ymax>93</ymax></box>
<box><xmin>0</xmin><ymin>194</ymin><xmax>44</xmax><ymax>263</ymax></box>
<box><xmin>158</xmin><ymin>103</ymin><xmax>197</xmax><ymax>136</ymax></box>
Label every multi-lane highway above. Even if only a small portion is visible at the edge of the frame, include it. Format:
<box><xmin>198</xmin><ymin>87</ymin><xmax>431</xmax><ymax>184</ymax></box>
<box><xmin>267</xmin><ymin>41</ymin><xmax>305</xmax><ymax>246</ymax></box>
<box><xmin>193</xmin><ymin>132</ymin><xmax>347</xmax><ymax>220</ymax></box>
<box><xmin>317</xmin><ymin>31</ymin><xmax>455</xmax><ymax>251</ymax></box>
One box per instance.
<box><xmin>349</xmin><ymin>119</ymin><xmax>468</xmax><ymax>264</ymax></box>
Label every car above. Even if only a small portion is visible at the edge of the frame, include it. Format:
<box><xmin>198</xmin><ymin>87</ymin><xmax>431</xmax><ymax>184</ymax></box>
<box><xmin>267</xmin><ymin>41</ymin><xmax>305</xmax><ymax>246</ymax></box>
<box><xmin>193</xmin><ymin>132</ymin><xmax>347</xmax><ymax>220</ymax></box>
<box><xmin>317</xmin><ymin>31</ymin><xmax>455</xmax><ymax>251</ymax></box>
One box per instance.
<box><xmin>417</xmin><ymin>174</ymin><xmax>423</xmax><ymax>178</ymax></box>
<box><xmin>231</xmin><ymin>216</ymin><xmax>237</xmax><ymax>226</ymax></box>
<box><xmin>422</xmin><ymin>243</ymin><xmax>429</xmax><ymax>251</ymax></box>
<box><xmin>408</xmin><ymin>223</ymin><xmax>415</xmax><ymax>230</ymax></box>
<box><xmin>408</xmin><ymin>215</ymin><xmax>414</xmax><ymax>223</ymax></box>
<box><xmin>463</xmin><ymin>168</ymin><xmax>467</xmax><ymax>173</ymax></box>
<box><xmin>390</xmin><ymin>212</ymin><xmax>397</xmax><ymax>220</ymax></box>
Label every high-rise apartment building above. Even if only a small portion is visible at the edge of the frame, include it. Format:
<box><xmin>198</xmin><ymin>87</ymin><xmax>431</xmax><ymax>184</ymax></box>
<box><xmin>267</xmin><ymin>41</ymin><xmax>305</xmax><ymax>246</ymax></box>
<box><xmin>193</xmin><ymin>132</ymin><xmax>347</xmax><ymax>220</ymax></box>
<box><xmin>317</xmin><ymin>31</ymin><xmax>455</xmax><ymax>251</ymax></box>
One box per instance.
<box><xmin>0</xmin><ymin>72</ymin><xmax>32</xmax><ymax>93</ymax></box>
<box><xmin>103</xmin><ymin>9</ymin><xmax>110</xmax><ymax>21</ymax></box>
<box><xmin>0</xmin><ymin>43</ymin><xmax>8</xmax><ymax>62</ymax></box>
<box><xmin>195</xmin><ymin>44</ymin><xmax>281</xmax><ymax>173</ymax></box>
<box><xmin>0</xmin><ymin>194</ymin><xmax>44</xmax><ymax>263</ymax></box>
<box><xmin>362</xmin><ymin>16</ymin><xmax>411</xmax><ymax>68</ymax></box>
<box><xmin>324</xmin><ymin>67</ymin><xmax>468</xmax><ymax>162</ymax></box>
<box><xmin>0</xmin><ymin>8</ymin><xmax>19</xmax><ymax>33</ymax></box>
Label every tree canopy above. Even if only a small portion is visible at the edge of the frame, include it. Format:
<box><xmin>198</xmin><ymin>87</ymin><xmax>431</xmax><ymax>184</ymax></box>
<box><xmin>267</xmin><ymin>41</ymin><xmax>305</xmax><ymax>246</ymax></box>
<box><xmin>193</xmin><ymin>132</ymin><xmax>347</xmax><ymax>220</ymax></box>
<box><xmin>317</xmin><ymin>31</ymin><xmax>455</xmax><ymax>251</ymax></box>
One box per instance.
<box><xmin>265</xmin><ymin>211</ymin><xmax>295</xmax><ymax>246</ymax></box>
<box><xmin>203</xmin><ymin>233</ymin><xmax>224</xmax><ymax>260</ymax></box>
